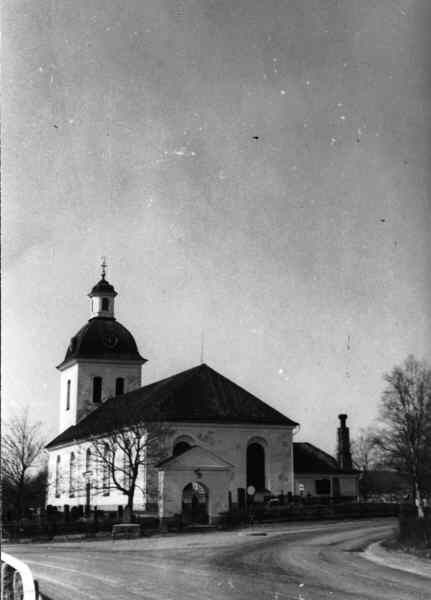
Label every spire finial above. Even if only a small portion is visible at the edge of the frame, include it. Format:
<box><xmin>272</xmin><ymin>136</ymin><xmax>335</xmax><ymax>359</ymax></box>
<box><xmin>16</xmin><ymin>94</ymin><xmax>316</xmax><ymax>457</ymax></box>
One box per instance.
<box><xmin>200</xmin><ymin>330</ymin><xmax>205</xmax><ymax>364</ymax></box>
<box><xmin>101</xmin><ymin>256</ymin><xmax>107</xmax><ymax>280</ymax></box>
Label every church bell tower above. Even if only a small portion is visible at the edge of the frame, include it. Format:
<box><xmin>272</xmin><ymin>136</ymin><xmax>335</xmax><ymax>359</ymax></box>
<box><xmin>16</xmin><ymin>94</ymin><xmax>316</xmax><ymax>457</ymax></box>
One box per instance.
<box><xmin>57</xmin><ymin>261</ymin><xmax>147</xmax><ymax>433</ymax></box>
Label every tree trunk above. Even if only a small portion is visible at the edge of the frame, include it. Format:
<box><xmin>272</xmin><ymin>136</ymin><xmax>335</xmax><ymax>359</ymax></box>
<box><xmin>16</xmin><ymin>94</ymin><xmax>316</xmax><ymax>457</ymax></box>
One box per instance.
<box><xmin>415</xmin><ymin>481</ymin><xmax>424</xmax><ymax>519</ymax></box>
<box><xmin>126</xmin><ymin>486</ymin><xmax>135</xmax><ymax>522</ymax></box>
<box><xmin>17</xmin><ymin>474</ymin><xmax>26</xmax><ymax>519</ymax></box>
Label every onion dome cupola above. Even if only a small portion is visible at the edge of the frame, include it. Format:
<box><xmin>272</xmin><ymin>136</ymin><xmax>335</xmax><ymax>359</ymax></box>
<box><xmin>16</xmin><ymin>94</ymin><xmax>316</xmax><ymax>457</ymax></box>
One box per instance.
<box><xmin>57</xmin><ymin>260</ymin><xmax>147</xmax><ymax>370</ymax></box>
<box><xmin>58</xmin><ymin>318</ymin><xmax>147</xmax><ymax>369</ymax></box>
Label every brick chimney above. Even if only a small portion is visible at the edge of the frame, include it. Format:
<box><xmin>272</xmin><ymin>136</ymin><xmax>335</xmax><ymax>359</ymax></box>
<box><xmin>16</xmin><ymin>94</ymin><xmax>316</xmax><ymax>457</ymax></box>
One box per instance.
<box><xmin>337</xmin><ymin>414</ymin><xmax>352</xmax><ymax>470</ymax></box>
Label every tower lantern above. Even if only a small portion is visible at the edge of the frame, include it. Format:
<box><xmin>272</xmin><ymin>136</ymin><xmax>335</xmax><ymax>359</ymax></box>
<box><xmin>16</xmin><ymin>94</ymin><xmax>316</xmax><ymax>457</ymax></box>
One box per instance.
<box><xmin>88</xmin><ymin>258</ymin><xmax>117</xmax><ymax>319</ymax></box>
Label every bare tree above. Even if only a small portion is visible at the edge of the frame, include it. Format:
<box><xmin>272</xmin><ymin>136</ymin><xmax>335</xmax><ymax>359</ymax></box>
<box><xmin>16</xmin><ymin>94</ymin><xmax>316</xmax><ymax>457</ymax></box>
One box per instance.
<box><xmin>377</xmin><ymin>355</ymin><xmax>431</xmax><ymax>517</ymax></box>
<box><xmin>89</xmin><ymin>409</ymin><xmax>172</xmax><ymax>519</ymax></box>
<box><xmin>351</xmin><ymin>428</ymin><xmax>381</xmax><ymax>472</ymax></box>
<box><xmin>351</xmin><ymin>428</ymin><xmax>384</xmax><ymax>500</ymax></box>
<box><xmin>1</xmin><ymin>410</ymin><xmax>47</xmax><ymax>518</ymax></box>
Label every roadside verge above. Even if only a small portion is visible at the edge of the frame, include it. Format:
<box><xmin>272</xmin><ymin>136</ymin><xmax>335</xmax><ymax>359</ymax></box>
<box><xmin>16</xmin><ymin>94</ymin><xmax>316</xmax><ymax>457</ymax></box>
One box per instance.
<box><xmin>363</xmin><ymin>541</ymin><xmax>431</xmax><ymax>579</ymax></box>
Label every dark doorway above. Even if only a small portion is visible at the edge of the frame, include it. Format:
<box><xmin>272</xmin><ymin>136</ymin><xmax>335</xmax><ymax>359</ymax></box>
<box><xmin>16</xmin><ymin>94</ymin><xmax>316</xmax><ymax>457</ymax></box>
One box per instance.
<box><xmin>315</xmin><ymin>478</ymin><xmax>331</xmax><ymax>495</ymax></box>
<box><xmin>247</xmin><ymin>443</ymin><xmax>265</xmax><ymax>491</ymax></box>
<box><xmin>182</xmin><ymin>482</ymin><xmax>209</xmax><ymax>524</ymax></box>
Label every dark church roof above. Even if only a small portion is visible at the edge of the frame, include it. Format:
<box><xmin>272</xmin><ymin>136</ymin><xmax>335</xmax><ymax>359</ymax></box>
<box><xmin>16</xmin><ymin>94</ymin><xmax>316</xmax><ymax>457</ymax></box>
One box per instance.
<box><xmin>57</xmin><ymin>318</ymin><xmax>147</xmax><ymax>369</ymax></box>
<box><xmin>293</xmin><ymin>442</ymin><xmax>357</xmax><ymax>474</ymax></box>
<box><xmin>47</xmin><ymin>364</ymin><xmax>298</xmax><ymax>448</ymax></box>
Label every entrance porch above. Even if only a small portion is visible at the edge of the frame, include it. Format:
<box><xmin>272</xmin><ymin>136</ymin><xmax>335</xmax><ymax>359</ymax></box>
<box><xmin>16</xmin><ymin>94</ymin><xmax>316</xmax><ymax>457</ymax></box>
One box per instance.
<box><xmin>156</xmin><ymin>445</ymin><xmax>234</xmax><ymax>526</ymax></box>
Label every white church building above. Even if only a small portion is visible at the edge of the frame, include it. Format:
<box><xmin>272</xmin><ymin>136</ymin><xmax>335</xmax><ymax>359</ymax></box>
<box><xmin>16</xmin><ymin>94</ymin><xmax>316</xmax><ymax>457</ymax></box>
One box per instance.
<box><xmin>46</xmin><ymin>270</ymin><xmax>358</xmax><ymax>524</ymax></box>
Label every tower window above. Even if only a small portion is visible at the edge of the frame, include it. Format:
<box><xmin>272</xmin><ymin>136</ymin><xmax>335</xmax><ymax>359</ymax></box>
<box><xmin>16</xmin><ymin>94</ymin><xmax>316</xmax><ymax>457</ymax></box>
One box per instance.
<box><xmin>66</xmin><ymin>380</ymin><xmax>71</xmax><ymax>411</ymax></box>
<box><xmin>101</xmin><ymin>298</ymin><xmax>109</xmax><ymax>311</ymax></box>
<box><xmin>115</xmin><ymin>377</ymin><xmax>125</xmax><ymax>396</ymax></box>
<box><xmin>93</xmin><ymin>377</ymin><xmax>102</xmax><ymax>403</ymax></box>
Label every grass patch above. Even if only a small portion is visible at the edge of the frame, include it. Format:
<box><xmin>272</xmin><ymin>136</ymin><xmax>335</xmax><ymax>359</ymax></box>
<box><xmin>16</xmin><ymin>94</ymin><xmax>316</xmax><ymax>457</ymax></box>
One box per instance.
<box><xmin>383</xmin><ymin>537</ymin><xmax>431</xmax><ymax>560</ymax></box>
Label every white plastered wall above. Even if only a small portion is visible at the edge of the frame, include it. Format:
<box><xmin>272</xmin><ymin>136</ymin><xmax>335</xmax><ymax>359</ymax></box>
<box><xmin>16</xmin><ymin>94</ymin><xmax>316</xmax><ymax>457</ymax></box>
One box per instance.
<box><xmin>59</xmin><ymin>364</ymin><xmax>79</xmax><ymax>432</ymax></box>
<box><xmin>340</xmin><ymin>476</ymin><xmax>358</xmax><ymax>496</ymax></box>
<box><xmin>294</xmin><ymin>473</ymin><xmax>359</xmax><ymax>497</ymax></box>
<box><xmin>166</xmin><ymin>422</ymin><xmax>295</xmax><ymax>501</ymax></box>
<box><xmin>58</xmin><ymin>360</ymin><xmax>142</xmax><ymax>432</ymax></box>
<box><xmin>46</xmin><ymin>440</ymin><xmax>147</xmax><ymax>512</ymax></box>
<box><xmin>47</xmin><ymin>421</ymin><xmax>295</xmax><ymax>514</ymax></box>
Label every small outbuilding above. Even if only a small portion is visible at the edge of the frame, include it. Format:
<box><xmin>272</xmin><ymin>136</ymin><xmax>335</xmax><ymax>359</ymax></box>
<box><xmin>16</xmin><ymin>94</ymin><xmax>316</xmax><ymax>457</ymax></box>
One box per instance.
<box><xmin>293</xmin><ymin>415</ymin><xmax>359</xmax><ymax>499</ymax></box>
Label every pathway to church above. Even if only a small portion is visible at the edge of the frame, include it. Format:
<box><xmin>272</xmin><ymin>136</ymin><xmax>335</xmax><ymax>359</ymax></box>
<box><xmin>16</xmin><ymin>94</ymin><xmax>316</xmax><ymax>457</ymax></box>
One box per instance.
<box><xmin>5</xmin><ymin>519</ymin><xmax>430</xmax><ymax>600</ymax></box>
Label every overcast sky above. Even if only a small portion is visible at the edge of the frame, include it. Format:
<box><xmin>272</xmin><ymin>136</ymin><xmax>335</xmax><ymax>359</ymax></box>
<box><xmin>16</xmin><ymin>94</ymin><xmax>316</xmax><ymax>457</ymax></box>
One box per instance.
<box><xmin>3</xmin><ymin>0</ymin><xmax>431</xmax><ymax>453</ymax></box>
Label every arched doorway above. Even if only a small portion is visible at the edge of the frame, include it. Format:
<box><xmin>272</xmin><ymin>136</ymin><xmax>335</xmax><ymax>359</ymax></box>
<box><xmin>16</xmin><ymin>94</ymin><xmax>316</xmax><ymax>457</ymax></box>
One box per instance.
<box><xmin>182</xmin><ymin>482</ymin><xmax>209</xmax><ymax>524</ymax></box>
<box><xmin>247</xmin><ymin>442</ymin><xmax>265</xmax><ymax>491</ymax></box>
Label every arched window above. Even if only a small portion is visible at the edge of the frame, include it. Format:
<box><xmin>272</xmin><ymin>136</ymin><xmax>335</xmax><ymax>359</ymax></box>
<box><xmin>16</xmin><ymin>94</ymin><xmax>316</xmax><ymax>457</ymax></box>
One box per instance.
<box><xmin>85</xmin><ymin>448</ymin><xmax>92</xmax><ymax>473</ymax></box>
<box><xmin>101</xmin><ymin>298</ymin><xmax>109</xmax><ymax>311</ymax></box>
<box><xmin>55</xmin><ymin>455</ymin><xmax>61</xmax><ymax>498</ymax></box>
<box><xmin>122</xmin><ymin>451</ymin><xmax>130</xmax><ymax>490</ymax></box>
<box><xmin>172</xmin><ymin>436</ymin><xmax>194</xmax><ymax>457</ymax></box>
<box><xmin>69</xmin><ymin>452</ymin><xmax>76</xmax><ymax>497</ymax></box>
<box><xmin>93</xmin><ymin>377</ymin><xmax>102</xmax><ymax>403</ymax></box>
<box><xmin>115</xmin><ymin>377</ymin><xmax>125</xmax><ymax>396</ymax></box>
<box><xmin>103</xmin><ymin>444</ymin><xmax>110</xmax><ymax>496</ymax></box>
<box><xmin>173</xmin><ymin>441</ymin><xmax>192</xmax><ymax>456</ymax></box>
<box><xmin>247</xmin><ymin>442</ymin><xmax>266</xmax><ymax>491</ymax></box>
<box><xmin>66</xmin><ymin>380</ymin><xmax>71</xmax><ymax>411</ymax></box>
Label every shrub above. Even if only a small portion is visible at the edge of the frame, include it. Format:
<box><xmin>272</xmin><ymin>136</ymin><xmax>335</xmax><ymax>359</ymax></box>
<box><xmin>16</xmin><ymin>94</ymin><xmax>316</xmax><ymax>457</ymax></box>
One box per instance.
<box><xmin>398</xmin><ymin>511</ymin><xmax>431</xmax><ymax>548</ymax></box>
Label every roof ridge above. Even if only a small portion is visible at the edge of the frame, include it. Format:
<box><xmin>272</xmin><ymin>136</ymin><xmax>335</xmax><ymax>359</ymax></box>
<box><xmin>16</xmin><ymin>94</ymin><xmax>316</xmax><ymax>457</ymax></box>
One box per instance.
<box><xmin>132</xmin><ymin>363</ymin><xmax>202</xmax><ymax>401</ymax></box>
<box><xmin>47</xmin><ymin>363</ymin><xmax>298</xmax><ymax>449</ymax></box>
<box><xmin>207</xmin><ymin>366</ymin><xmax>295</xmax><ymax>421</ymax></box>
<box><xmin>297</xmin><ymin>441</ymin><xmax>338</xmax><ymax>462</ymax></box>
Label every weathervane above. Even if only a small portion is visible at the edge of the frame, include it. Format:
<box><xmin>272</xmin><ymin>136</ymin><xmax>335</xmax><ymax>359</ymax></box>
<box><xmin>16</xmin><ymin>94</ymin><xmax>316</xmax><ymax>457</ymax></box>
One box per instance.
<box><xmin>101</xmin><ymin>256</ymin><xmax>107</xmax><ymax>280</ymax></box>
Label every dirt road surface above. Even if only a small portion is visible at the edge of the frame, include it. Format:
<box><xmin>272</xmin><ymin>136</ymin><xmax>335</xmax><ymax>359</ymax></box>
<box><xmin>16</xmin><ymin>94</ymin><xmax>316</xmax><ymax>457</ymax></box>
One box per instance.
<box><xmin>5</xmin><ymin>519</ymin><xmax>430</xmax><ymax>600</ymax></box>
